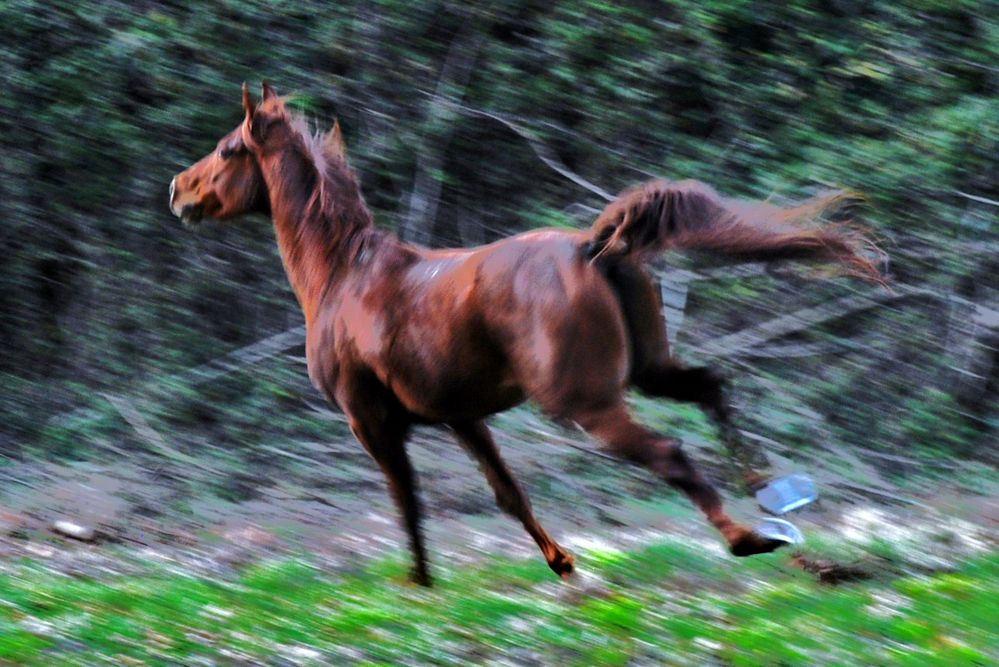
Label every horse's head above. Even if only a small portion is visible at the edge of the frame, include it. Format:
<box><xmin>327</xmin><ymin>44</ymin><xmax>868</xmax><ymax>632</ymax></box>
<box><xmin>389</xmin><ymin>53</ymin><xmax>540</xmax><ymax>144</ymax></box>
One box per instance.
<box><xmin>169</xmin><ymin>83</ymin><xmax>279</xmax><ymax>226</ymax></box>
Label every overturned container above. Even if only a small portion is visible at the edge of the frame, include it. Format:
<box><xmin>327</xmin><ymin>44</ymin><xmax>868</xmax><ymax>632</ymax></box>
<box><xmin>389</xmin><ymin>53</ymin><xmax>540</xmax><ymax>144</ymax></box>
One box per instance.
<box><xmin>755</xmin><ymin>473</ymin><xmax>818</xmax><ymax>515</ymax></box>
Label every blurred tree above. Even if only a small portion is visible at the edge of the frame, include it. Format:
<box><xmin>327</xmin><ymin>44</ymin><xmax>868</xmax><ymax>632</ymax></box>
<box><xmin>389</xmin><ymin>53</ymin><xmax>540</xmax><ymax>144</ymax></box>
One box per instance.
<box><xmin>0</xmin><ymin>0</ymin><xmax>995</xmax><ymax>461</ymax></box>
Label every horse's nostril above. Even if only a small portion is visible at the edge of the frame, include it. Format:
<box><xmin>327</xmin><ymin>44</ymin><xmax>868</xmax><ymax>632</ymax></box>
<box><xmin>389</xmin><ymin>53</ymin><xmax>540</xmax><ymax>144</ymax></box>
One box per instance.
<box><xmin>179</xmin><ymin>203</ymin><xmax>204</xmax><ymax>225</ymax></box>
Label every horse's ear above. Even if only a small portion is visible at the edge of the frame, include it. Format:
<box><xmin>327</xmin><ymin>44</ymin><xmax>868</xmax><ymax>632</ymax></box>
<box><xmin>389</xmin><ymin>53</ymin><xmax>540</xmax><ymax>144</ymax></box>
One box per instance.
<box><xmin>241</xmin><ymin>82</ymin><xmax>260</xmax><ymax>147</ymax></box>
<box><xmin>261</xmin><ymin>81</ymin><xmax>278</xmax><ymax>101</ymax></box>
<box><xmin>242</xmin><ymin>82</ymin><xmax>256</xmax><ymax>121</ymax></box>
<box><xmin>325</xmin><ymin>119</ymin><xmax>348</xmax><ymax>159</ymax></box>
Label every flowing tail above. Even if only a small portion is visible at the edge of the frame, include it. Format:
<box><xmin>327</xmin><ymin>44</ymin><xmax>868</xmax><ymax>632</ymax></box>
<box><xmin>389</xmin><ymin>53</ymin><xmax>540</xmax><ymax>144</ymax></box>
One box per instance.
<box><xmin>586</xmin><ymin>179</ymin><xmax>884</xmax><ymax>282</ymax></box>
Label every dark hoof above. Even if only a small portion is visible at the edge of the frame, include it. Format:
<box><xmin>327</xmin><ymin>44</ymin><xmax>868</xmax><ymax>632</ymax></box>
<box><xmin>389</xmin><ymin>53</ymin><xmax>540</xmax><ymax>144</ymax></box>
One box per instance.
<box><xmin>549</xmin><ymin>551</ymin><xmax>576</xmax><ymax>580</ymax></box>
<box><xmin>729</xmin><ymin>531</ymin><xmax>788</xmax><ymax>557</ymax></box>
<box><xmin>410</xmin><ymin>568</ymin><xmax>433</xmax><ymax>587</ymax></box>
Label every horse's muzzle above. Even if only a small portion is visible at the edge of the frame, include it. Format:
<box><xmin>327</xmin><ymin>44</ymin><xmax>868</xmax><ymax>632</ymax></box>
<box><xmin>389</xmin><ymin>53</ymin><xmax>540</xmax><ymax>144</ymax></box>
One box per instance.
<box><xmin>170</xmin><ymin>176</ymin><xmax>204</xmax><ymax>226</ymax></box>
<box><xmin>179</xmin><ymin>204</ymin><xmax>204</xmax><ymax>226</ymax></box>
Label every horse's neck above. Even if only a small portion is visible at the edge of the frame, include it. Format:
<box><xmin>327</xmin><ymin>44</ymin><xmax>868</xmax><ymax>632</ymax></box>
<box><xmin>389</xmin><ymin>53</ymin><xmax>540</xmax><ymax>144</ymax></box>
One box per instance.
<box><xmin>262</xmin><ymin>149</ymin><xmax>373</xmax><ymax>326</ymax></box>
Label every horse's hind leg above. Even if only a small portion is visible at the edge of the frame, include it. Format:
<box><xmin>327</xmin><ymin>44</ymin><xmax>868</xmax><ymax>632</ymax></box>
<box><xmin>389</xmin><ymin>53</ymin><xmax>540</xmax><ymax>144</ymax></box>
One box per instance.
<box><xmin>450</xmin><ymin>420</ymin><xmax>575</xmax><ymax>578</ymax></box>
<box><xmin>633</xmin><ymin>364</ymin><xmax>771</xmax><ymax>489</ymax></box>
<box><xmin>572</xmin><ymin>402</ymin><xmax>786</xmax><ymax>557</ymax></box>
<box><xmin>605</xmin><ymin>261</ymin><xmax>769</xmax><ymax>488</ymax></box>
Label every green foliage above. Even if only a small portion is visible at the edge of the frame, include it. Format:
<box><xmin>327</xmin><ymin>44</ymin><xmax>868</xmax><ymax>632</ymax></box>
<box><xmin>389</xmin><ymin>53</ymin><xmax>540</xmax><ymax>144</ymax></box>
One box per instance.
<box><xmin>900</xmin><ymin>389</ymin><xmax>979</xmax><ymax>453</ymax></box>
<box><xmin>1</xmin><ymin>0</ymin><xmax>995</xmax><ymax>464</ymax></box>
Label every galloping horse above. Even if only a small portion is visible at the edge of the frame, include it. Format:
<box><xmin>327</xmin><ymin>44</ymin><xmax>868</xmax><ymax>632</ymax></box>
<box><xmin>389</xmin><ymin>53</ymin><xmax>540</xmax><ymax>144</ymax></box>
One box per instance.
<box><xmin>170</xmin><ymin>83</ymin><xmax>881</xmax><ymax>585</ymax></box>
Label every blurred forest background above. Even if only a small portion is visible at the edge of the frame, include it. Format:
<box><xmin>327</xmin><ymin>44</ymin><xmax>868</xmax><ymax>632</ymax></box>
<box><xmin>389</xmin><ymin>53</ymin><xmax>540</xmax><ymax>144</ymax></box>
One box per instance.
<box><xmin>1</xmin><ymin>2</ymin><xmax>998</xmax><ymax>663</ymax></box>
<box><xmin>1</xmin><ymin>0</ymin><xmax>996</xmax><ymax>485</ymax></box>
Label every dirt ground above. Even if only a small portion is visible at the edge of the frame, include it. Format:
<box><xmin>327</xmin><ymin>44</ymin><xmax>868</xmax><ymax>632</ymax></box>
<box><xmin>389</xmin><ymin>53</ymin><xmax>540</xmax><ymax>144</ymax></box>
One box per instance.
<box><xmin>1</xmin><ymin>416</ymin><xmax>997</xmax><ymax>581</ymax></box>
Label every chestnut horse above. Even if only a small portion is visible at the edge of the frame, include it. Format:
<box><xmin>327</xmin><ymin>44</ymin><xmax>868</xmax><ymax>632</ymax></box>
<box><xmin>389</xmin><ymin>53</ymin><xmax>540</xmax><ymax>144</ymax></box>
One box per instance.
<box><xmin>170</xmin><ymin>83</ymin><xmax>880</xmax><ymax>585</ymax></box>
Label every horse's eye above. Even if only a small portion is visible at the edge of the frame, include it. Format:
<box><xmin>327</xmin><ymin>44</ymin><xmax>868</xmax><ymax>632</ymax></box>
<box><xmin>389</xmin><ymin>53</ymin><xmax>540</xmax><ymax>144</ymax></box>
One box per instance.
<box><xmin>218</xmin><ymin>147</ymin><xmax>233</xmax><ymax>160</ymax></box>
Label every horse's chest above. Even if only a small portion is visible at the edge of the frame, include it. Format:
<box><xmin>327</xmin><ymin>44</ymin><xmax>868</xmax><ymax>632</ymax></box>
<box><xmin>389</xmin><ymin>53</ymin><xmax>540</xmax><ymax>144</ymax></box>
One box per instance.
<box><xmin>303</xmin><ymin>305</ymin><xmax>389</xmax><ymax>392</ymax></box>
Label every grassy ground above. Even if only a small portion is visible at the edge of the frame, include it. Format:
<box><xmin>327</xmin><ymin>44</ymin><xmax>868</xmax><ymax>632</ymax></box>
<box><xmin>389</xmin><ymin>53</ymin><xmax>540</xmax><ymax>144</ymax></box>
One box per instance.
<box><xmin>2</xmin><ymin>403</ymin><xmax>997</xmax><ymax>666</ymax></box>
<box><xmin>1</xmin><ymin>535</ymin><xmax>996</xmax><ymax>666</ymax></box>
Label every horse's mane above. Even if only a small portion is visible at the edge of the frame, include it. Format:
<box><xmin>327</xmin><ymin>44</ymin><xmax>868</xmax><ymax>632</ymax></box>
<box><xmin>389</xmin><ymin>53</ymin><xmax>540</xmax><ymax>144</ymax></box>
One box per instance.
<box><xmin>285</xmin><ymin>112</ymin><xmax>370</xmax><ymax>229</ymax></box>
<box><xmin>270</xmin><ymin>106</ymin><xmax>380</xmax><ymax>269</ymax></box>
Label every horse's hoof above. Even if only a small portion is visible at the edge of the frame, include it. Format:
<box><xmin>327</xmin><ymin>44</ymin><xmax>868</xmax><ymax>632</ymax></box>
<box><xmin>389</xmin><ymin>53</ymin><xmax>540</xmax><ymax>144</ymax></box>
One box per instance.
<box><xmin>549</xmin><ymin>551</ymin><xmax>576</xmax><ymax>580</ymax></box>
<box><xmin>410</xmin><ymin>568</ymin><xmax>433</xmax><ymax>587</ymax></box>
<box><xmin>730</xmin><ymin>533</ymin><xmax>787</xmax><ymax>557</ymax></box>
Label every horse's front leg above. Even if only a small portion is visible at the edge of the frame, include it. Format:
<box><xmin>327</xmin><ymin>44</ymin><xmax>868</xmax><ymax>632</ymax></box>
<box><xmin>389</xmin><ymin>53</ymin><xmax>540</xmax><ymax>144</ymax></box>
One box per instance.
<box><xmin>450</xmin><ymin>420</ymin><xmax>574</xmax><ymax>579</ymax></box>
<box><xmin>632</xmin><ymin>363</ymin><xmax>772</xmax><ymax>490</ymax></box>
<box><xmin>338</xmin><ymin>378</ymin><xmax>429</xmax><ymax>585</ymax></box>
<box><xmin>350</xmin><ymin>414</ymin><xmax>429</xmax><ymax>585</ymax></box>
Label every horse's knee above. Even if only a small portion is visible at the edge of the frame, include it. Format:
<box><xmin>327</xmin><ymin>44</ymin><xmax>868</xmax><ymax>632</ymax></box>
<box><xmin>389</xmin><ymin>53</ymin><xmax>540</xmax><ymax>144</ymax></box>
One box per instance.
<box><xmin>693</xmin><ymin>367</ymin><xmax>728</xmax><ymax>412</ymax></box>
<box><xmin>692</xmin><ymin>366</ymin><xmax>726</xmax><ymax>392</ymax></box>
<box><xmin>634</xmin><ymin>364</ymin><xmax>729</xmax><ymax>416</ymax></box>
<box><xmin>657</xmin><ymin>441</ymin><xmax>699</xmax><ymax>487</ymax></box>
<box><xmin>602</xmin><ymin>429</ymin><xmax>682</xmax><ymax>473</ymax></box>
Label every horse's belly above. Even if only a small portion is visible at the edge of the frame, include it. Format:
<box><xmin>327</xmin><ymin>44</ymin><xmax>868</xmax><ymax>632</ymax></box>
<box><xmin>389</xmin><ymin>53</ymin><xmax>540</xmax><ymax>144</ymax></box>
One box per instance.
<box><xmin>389</xmin><ymin>360</ymin><xmax>525</xmax><ymax>423</ymax></box>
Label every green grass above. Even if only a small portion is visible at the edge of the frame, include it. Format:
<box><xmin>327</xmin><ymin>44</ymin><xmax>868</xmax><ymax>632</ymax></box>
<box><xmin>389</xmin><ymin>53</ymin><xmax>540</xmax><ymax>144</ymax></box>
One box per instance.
<box><xmin>1</xmin><ymin>541</ymin><xmax>996</xmax><ymax>666</ymax></box>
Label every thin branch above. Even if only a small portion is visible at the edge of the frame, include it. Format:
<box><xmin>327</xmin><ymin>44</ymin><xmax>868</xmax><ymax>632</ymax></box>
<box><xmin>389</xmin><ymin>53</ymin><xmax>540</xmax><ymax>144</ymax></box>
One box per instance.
<box><xmin>562</xmin><ymin>202</ymin><xmax>602</xmax><ymax>220</ymax></box>
<box><xmin>699</xmin><ymin>286</ymin><xmax>938</xmax><ymax>358</ymax></box>
<box><xmin>739</xmin><ymin>341</ymin><xmax>849</xmax><ymax>359</ymax></box>
<box><xmin>955</xmin><ymin>191</ymin><xmax>999</xmax><ymax>207</ymax></box>
<box><xmin>854</xmin><ymin>446</ymin><xmax>959</xmax><ymax>470</ymax></box>
<box><xmin>183</xmin><ymin>325</ymin><xmax>307</xmax><ymax>384</ymax></box>
<box><xmin>827</xmin><ymin>481</ymin><xmax>922</xmax><ymax>506</ymax></box>
<box><xmin>443</xmin><ymin>100</ymin><xmax>615</xmax><ymax>202</ymax></box>
<box><xmin>101</xmin><ymin>393</ymin><xmax>222</xmax><ymax>475</ymax></box>
<box><xmin>50</xmin><ymin>325</ymin><xmax>307</xmax><ymax>430</ymax></box>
